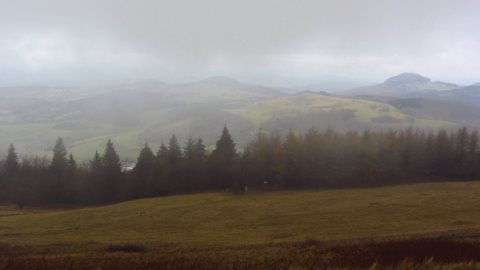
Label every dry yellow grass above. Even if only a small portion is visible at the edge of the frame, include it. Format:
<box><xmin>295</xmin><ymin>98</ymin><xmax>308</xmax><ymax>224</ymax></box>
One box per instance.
<box><xmin>1</xmin><ymin>181</ymin><xmax>480</xmax><ymax>250</ymax></box>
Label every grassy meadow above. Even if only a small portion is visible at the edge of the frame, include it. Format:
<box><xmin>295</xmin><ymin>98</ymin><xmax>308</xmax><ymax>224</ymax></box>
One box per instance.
<box><xmin>2</xmin><ymin>181</ymin><xmax>480</xmax><ymax>268</ymax></box>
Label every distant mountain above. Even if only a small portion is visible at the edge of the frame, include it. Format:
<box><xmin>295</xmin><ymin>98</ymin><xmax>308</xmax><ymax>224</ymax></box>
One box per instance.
<box><xmin>344</xmin><ymin>73</ymin><xmax>459</xmax><ymax>97</ymax></box>
<box><xmin>384</xmin><ymin>73</ymin><xmax>431</xmax><ymax>86</ymax></box>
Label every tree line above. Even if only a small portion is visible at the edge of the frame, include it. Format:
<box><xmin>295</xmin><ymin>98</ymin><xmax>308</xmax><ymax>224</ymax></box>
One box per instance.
<box><xmin>0</xmin><ymin>126</ymin><xmax>479</xmax><ymax>207</ymax></box>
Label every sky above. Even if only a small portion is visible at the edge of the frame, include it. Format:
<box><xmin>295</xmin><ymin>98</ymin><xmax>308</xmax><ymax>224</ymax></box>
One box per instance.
<box><xmin>1</xmin><ymin>0</ymin><xmax>480</xmax><ymax>86</ymax></box>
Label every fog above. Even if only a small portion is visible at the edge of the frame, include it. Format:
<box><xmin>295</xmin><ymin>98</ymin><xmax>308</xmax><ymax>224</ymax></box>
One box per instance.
<box><xmin>1</xmin><ymin>0</ymin><xmax>480</xmax><ymax>86</ymax></box>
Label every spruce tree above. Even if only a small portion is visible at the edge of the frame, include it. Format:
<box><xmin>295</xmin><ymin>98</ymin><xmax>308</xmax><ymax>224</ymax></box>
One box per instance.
<box><xmin>167</xmin><ymin>135</ymin><xmax>182</xmax><ymax>192</ymax></box>
<box><xmin>212</xmin><ymin>126</ymin><xmax>236</xmax><ymax>164</ymax></box>
<box><xmin>148</xmin><ymin>144</ymin><xmax>169</xmax><ymax>196</ymax></box>
<box><xmin>49</xmin><ymin>138</ymin><xmax>68</xmax><ymax>203</ymax></box>
<box><xmin>101</xmin><ymin>139</ymin><xmax>122</xmax><ymax>203</ymax></box>
<box><xmin>64</xmin><ymin>153</ymin><xmax>78</xmax><ymax>203</ymax></box>
<box><xmin>209</xmin><ymin>126</ymin><xmax>238</xmax><ymax>190</ymax></box>
<box><xmin>134</xmin><ymin>144</ymin><xmax>155</xmax><ymax>174</ymax></box>
<box><xmin>2</xmin><ymin>144</ymin><xmax>19</xmax><ymax>203</ymax></box>
<box><xmin>103</xmin><ymin>140</ymin><xmax>121</xmax><ymax>175</ymax></box>
<box><xmin>67</xmin><ymin>154</ymin><xmax>77</xmax><ymax>176</ymax></box>
<box><xmin>133</xmin><ymin>143</ymin><xmax>155</xmax><ymax>197</ymax></box>
<box><xmin>183</xmin><ymin>138</ymin><xmax>207</xmax><ymax>191</ymax></box>
<box><xmin>168</xmin><ymin>135</ymin><xmax>182</xmax><ymax>164</ymax></box>
<box><xmin>5</xmin><ymin>144</ymin><xmax>19</xmax><ymax>177</ymax></box>
<box><xmin>50</xmin><ymin>137</ymin><xmax>68</xmax><ymax>175</ymax></box>
<box><xmin>90</xmin><ymin>151</ymin><xmax>103</xmax><ymax>174</ymax></box>
<box><xmin>87</xmin><ymin>151</ymin><xmax>103</xmax><ymax>204</ymax></box>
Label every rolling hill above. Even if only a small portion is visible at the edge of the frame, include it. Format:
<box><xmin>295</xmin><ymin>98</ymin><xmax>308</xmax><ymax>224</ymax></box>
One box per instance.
<box><xmin>439</xmin><ymin>83</ymin><xmax>480</xmax><ymax>106</ymax></box>
<box><xmin>0</xmin><ymin>77</ymin><xmax>471</xmax><ymax>160</ymax></box>
<box><xmin>344</xmin><ymin>73</ymin><xmax>459</xmax><ymax>97</ymax></box>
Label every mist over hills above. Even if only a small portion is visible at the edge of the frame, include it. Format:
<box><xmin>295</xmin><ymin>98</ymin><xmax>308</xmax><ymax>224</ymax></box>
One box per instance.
<box><xmin>344</xmin><ymin>72</ymin><xmax>480</xmax><ymax>106</ymax></box>
<box><xmin>0</xmin><ymin>73</ymin><xmax>479</xmax><ymax>160</ymax></box>
<box><xmin>343</xmin><ymin>73</ymin><xmax>459</xmax><ymax>97</ymax></box>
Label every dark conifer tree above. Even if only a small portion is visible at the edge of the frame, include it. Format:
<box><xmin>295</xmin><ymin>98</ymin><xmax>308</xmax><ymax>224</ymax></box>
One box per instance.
<box><xmin>64</xmin><ymin>153</ymin><xmax>78</xmax><ymax>203</ymax></box>
<box><xmin>86</xmin><ymin>151</ymin><xmax>103</xmax><ymax>204</ymax></box>
<box><xmin>50</xmin><ymin>138</ymin><xmax>68</xmax><ymax>175</ymax></box>
<box><xmin>467</xmin><ymin>130</ymin><xmax>479</xmax><ymax>177</ymax></box>
<box><xmin>2</xmin><ymin>144</ymin><xmax>19</xmax><ymax>203</ymax></box>
<box><xmin>100</xmin><ymin>140</ymin><xmax>122</xmax><ymax>203</ymax></box>
<box><xmin>168</xmin><ymin>135</ymin><xmax>182</xmax><ymax>164</ymax></box>
<box><xmin>167</xmin><ymin>135</ymin><xmax>183</xmax><ymax>193</ymax></box>
<box><xmin>212</xmin><ymin>126</ymin><xmax>236</xmax><ymax>164</ymax></box>
<box><xmin>132</xmin><ymin>143</ymin><xmax>155</xmax><ymax>198</ymax></box>
<box><xmin>148</xmin><ymin>144</ymin><xmax>169</xmax><ymax>196</ymax></box>
<box><xmin>183</xmin><ymin>138</ymin><xmax>207</xmax><ymax>191</ymax></box>
<box><xmin>282</xmin><ymin>131</ymin><xmax>301</xmax><ymax>188</ymax></box>
<box><xmin>209</xmin><ymin>126</ymin><xmax>238</xmax><ymax>190</ymax></box>
<box><xmin>5</xmin><ymin>144</ymin><xmax>19</xmax><ymax>177</ymax></box>
<box><xmin>67</xmin><ymin>154</ymin><xmax>77</xmax><ymax>175</ymax></box>
<box><xmin>48</xmin><ymin>138</ymin><xmax>69</xmax><ymax>203</ymax></box>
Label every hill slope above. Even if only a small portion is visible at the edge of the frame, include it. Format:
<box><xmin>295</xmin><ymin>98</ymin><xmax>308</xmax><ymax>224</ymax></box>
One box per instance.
<box><xmin>2</xmin><ymin>182</ymin><xmax>480</xmax><ymax>249</ymax></box>
<box><xmin>439</xmin><ymin>83</ymin><xmax>480</xmax><ymax>106</ymax></box>
<box><xmin>230</xmin><ymin>92</ymin><xmax>453</xmax><ymax>132</ymax></box>
<box><xmin>0</xmin><ymin>78</ymin><xmax>465</xmax><ymax>160</ymax></box>
<box><xmin>344</xmin><ymin>73</ymin><xmax>458</xmax><ymax>97</ymax></box>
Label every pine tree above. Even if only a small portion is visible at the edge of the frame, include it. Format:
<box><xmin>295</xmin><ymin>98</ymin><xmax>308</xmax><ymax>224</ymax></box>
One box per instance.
<box><xmin>209</xmin><ymin>126</ymin><xmax>238</xmax><ymax>190</ymax></box>
<box><xmin>90</xmin><ymin>151</ymin><xmax>103</xmax><ymax>174</ymax></box>
<box><xmin>5</xmin><ymin>144</ymin><xmax>19</xmax><ymax>177</ymax></box>
<box><xmin>454</xmin><ymin>127</ymin><xmax>469</xmax><ymax>176</ymax></box>
<box><xmin>183</xmin><ymin>138</ymin><xmax>207</xmax><ymax>191</ymax></box>
<box><xmin>86</xmin><ymin>151</ymin><xmax>103</xmax><ymax>204</ymax></box>
<box><xmin>64</xmin><ymin>153</ymin><xmax>78</xmax><ymax>203</ymax></box>
<box><xmin>50</xmin><ymin>138</ymin><xmax>68</xmax><ymax>175</ymax></box>
<box><xmin>148</xmin><ymin>144</ymin><xmax>169</xmax><ymax>196</ymax></box>
<box><xmin>168</xmin><ymin>135</ymin><xmax>182</xmax><ymax>164</ymax></box>
<box><xmin>167</xmin><ymin>135</ymin><xmax>182</xmax><ymax>192</ymax></box>
<box><xmin>2</xmin><ymin>144</ymin><xmax>19</xmax><ymax>203</ymax></box>
<box><xmin>467</xmin><ymin>130</ymin><xmax>479</xmax><ymax>177</ymax></box>
<box><xmin>103</xmin><ymin>140</ymin><xmax>121</xmax><ymax>175</ymax></box>
<box><xmin>212</xmin><ymin>126</ymin><xmax>236</xmax><ymax>164</ymax></box>
<box><xmin>101</xmin><ymin>139</ymin><xmax>122</xmax><ymax>203</ymax></box>
<box><xmin>48</xmin><ymin>138</ymin><xmax>69</xmax><ymax>203</ymax></box>
<box><xmin>68</xmin><ymin>154</ymin><xmax>77</xmax><ymax>174</ymax></box>
<box><xmin>132</xmin><ymin>143</ymin><xmax>155</xmax><ymax>198</ymax></box>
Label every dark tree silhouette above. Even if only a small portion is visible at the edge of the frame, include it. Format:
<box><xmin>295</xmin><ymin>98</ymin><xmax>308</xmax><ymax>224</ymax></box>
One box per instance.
<box><xmin>209</xmin><ymin>126</ymin><xmax>238</xmax><ymax>190</ymax></box>
<box><xmin>2</xmin><ymin>126</ymin><xmax>480</xmax><ymax>206</ymax></box>
<box><xmin>100</xmin><ymin>140</ymin><xmax>122</xmax><ymax>203</ymax></box>
<box><xmin>132</xmin><ymin>143</ymin><xmax>155</xmax><ymax>198</ymax></box>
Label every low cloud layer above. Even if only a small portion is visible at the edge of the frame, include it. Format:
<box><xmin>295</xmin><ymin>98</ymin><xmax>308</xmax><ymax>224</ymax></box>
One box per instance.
<box><xmin>1</xmin><ymin>0</ymin><xmax>479</xmax><ymax>85</ymax></box>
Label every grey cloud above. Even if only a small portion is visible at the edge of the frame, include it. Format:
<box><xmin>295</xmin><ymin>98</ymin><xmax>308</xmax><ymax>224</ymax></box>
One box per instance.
<box><xmin>1</xmin><ymin>0</ymin><xmax>479</xmax><ymax>84</ymax></box>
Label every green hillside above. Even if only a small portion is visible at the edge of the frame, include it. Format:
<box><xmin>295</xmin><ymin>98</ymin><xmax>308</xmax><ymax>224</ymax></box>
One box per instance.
<box><xmin>2</xmin><ymin>181</ymin><xmax>480</xmax><ymax>249</ymax></box>
<box><xmin>230</xmin><ymin>92</ymin><xmax>454</xmax><ymax>130</ymax></box>
<box><xmin>0</xmin><ymin>80</ymin><xmax>462</xmax><ymax>160</ymax></box>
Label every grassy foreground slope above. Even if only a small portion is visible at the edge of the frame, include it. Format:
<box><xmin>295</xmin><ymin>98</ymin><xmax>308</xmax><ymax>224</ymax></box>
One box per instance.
<box><xmin>1</xmin><ymin>181</ymin><xmax>480</xmax><ymax>249</ymax></box>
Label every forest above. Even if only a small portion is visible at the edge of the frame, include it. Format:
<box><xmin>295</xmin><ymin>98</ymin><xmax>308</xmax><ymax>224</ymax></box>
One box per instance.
<box><xmin>0</xmin><ymin>126</ymin><xmax>478</xmax><ymax>207</ymax></box>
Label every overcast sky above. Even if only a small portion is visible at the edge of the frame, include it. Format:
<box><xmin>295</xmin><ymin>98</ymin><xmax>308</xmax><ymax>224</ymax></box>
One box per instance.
<box><xmin>1</xmin><ymin>0</ymin><xmax>480</xmax><ymax>86</ymax></box>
